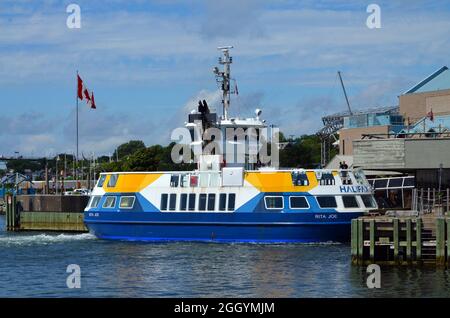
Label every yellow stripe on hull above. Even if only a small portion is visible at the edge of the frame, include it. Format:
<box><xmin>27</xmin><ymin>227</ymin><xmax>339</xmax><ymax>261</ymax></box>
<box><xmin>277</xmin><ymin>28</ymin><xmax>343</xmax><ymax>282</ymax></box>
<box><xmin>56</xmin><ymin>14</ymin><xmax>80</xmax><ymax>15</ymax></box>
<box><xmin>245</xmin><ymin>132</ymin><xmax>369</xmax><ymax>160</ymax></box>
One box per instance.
<box><xmin>103</xmin><ymin>173</ymin><xmax>163</xmax><ymax>193</ymax></box>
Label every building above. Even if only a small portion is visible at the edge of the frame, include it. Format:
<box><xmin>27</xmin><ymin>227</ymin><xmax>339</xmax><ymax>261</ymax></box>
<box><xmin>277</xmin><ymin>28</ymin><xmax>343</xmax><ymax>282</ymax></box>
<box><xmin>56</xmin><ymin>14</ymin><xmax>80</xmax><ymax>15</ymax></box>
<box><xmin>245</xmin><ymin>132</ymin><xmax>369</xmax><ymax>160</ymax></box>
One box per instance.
<box><xmin>351</xmin><ymin>66</ymin><xmax>450</xmax><ymax>189</ymax></box>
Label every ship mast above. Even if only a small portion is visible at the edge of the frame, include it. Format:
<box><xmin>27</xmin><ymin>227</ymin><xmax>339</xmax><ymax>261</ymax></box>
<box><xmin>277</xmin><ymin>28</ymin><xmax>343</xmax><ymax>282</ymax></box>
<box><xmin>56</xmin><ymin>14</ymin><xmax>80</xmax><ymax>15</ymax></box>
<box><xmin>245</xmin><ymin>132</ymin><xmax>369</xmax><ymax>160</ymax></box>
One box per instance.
<box><xmin>214</xmin><ymin>46</ymin><xmax>233</xmax><ymax>120</ymax></box>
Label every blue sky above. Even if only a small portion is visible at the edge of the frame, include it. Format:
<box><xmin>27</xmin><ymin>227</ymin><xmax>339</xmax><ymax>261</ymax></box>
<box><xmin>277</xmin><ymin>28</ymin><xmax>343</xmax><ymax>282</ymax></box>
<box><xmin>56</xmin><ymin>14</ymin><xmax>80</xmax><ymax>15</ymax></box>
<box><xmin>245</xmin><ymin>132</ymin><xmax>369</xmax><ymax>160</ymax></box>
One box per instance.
<box><xmin>0</xmin><ymin>0</ymin><xmax>450</xmax><ymax>157</ymax></box>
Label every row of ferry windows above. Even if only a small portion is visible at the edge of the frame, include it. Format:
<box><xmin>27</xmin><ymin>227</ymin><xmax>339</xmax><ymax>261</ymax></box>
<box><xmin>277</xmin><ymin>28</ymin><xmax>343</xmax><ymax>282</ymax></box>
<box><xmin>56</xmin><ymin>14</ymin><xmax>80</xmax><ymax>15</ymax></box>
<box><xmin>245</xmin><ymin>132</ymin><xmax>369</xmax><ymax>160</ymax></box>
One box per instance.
<box><xmin>88</xmin><ymin>195</ymin><xmax>135</xmax><ymax>209</ymax></box>
<box><xmin>161</xmin><ymin>193</ymin><xmax>236</xmax><ymax>211</ymax></box>
<box><xmin>265</xmin><ymin>195</ymin><xmax>376</xmax><ymax>210</ymax></box>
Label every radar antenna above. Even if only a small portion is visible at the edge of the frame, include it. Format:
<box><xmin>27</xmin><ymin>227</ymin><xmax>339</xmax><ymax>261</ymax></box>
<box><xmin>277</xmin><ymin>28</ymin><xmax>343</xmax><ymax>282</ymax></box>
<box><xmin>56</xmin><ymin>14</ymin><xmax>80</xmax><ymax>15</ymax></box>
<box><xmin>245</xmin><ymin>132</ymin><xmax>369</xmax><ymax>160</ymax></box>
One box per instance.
<box><xmin>213</xmin><ymin>46</ymin><xmax>234</xmax><ymax>120</ymax></box>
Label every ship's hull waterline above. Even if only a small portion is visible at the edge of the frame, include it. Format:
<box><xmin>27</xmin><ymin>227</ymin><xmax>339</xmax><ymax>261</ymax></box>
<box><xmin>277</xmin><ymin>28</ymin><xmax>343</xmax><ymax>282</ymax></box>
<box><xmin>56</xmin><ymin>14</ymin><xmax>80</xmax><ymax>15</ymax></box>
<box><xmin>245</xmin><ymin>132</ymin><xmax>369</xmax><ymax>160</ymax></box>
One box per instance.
<box><xmin>84</xmin><ymin>211</ymin><xmax>363</xmax><ymax>243</ymax></box>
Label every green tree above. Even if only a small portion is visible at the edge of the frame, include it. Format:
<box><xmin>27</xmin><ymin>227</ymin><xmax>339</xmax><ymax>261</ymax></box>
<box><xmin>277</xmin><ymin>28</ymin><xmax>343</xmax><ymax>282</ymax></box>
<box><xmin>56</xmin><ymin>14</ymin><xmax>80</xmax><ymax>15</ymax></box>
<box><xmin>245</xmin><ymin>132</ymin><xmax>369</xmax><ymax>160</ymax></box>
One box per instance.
<box><xmin>113</xmin><ymin>140</ymin><xmax>146</xmax><ymax>160</ymax></box>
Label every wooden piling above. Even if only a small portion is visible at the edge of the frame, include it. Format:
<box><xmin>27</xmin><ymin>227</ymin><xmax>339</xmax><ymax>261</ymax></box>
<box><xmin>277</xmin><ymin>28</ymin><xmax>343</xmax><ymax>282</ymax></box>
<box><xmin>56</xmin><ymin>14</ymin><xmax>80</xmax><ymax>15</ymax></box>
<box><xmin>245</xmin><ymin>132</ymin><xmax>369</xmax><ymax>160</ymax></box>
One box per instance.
<box><xmin>416</xmin><ymin>218</ymin><xmax>422</xmax><ymax>261</ymax></box>
<box><xmin>393</xmin><ymin>218</ymin><xmax>399</xmax><ymax>264</ymax></box>
<box><xmin>357</xmin><ymin>218</ymin><xmax>364</xmax><ymax>265</ymax></box>
<box><xmin>435</xmin><ymin>218</ymin><xmax>445</xmax><ymax>266</ymax></box>
<box><xmin>351</xmin><ymin>219</ymin><xmax>358</xmax><ymax>264</ymax></box>
<box><xmin>406</xmin><ymin>219</ymin><xmax>412</xmax><ymax>263</ymax></box>
<box><xmin>369</xmin><ymin>220</ymin><xmax>375</xmax><ymax>262</ymax></box>
<box><xmin>447</xmin><ymin>218</ymin><xmax>450</xmax><ymax>266</ymax></box>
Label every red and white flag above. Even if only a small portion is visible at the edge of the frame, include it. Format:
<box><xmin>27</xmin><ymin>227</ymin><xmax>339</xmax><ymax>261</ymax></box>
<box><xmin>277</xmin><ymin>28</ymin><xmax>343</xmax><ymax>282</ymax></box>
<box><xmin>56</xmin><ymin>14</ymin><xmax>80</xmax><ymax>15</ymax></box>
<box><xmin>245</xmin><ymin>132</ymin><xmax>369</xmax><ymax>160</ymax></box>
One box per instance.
<box><xmin>77</xmin><ymin>74</ymin><xmax>96</xmax><ymax>109</ymax></box>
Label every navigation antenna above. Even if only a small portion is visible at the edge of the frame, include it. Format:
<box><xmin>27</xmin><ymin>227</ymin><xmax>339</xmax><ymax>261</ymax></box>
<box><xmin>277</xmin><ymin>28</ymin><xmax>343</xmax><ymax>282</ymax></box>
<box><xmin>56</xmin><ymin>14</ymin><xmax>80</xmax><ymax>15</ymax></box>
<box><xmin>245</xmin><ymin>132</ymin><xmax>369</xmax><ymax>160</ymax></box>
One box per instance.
<box><xmin>213</xmin><ymin>46</ymin><xmax>233</xmax><ymax>120</ymax></box>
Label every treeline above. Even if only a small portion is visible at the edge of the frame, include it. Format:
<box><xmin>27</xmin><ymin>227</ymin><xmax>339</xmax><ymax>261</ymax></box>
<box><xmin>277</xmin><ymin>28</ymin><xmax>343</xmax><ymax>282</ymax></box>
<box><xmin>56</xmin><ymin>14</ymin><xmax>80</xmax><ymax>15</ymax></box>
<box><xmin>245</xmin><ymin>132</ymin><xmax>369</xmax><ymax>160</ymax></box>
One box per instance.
<box><xmin>100</xmin><ymin>134</ymin><xmax>331</xmax><ymax>172</ymax></box>
<box><xmin>3</xmin><ymin>134</ymin><xmax>334</xmax><ymax>175</ymax></box>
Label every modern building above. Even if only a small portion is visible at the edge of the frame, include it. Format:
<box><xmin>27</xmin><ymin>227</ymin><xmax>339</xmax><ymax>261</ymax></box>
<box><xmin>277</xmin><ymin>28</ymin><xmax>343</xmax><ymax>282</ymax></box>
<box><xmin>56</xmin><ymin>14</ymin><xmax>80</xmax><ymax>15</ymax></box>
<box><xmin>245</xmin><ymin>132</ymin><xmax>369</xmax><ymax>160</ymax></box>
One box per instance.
<box><xmin>351</xmin><ymin>66</ymin><xmax>450</xmax><ymax>189</ymax></box>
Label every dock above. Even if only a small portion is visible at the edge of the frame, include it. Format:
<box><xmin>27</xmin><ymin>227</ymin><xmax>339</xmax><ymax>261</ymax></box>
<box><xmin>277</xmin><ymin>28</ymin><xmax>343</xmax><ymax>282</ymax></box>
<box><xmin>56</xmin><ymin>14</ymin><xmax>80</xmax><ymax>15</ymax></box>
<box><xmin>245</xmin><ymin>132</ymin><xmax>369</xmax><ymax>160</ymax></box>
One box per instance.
<box><xmin>5</xmin><ymin>195</ymin><xmax>88</xmax><ymax>232</ymax></box>
<box><xmin>351</xmin><ymin>215</ymin><xmax>450</xmax><ymax>266</ymax></box>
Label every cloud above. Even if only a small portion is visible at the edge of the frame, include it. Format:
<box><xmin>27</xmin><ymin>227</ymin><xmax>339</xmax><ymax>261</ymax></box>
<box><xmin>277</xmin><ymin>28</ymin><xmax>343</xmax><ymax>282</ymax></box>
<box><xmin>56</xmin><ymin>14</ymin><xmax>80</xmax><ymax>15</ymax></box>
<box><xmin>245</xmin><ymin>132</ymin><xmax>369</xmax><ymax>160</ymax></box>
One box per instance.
<box><xmin>1</xmin><ymin>1</ymin><xmax>450</xmax><ymax>156</ymax></box>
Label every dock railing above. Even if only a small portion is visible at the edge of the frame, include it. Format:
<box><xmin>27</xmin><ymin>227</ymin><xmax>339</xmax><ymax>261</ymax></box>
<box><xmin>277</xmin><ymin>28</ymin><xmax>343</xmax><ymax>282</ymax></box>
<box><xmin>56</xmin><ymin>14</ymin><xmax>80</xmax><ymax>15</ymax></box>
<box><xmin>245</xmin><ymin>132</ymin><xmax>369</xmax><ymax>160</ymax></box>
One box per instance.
<box><xmin>412</xmin><ymin>188</ymin><xmax>450</xmax><ymax>216</ymax></box>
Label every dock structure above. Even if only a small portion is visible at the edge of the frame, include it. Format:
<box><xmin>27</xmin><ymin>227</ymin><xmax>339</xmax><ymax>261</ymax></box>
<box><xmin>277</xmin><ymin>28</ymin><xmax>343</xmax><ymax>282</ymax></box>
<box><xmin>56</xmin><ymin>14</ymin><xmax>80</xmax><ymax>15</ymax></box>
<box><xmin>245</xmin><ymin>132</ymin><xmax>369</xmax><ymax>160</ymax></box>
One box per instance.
<box><xmin>351</xmin><ymin>215</ymin><xmax>450</xmax><ymax>266</ymax></box>
<box><xmin>5</xmin><ymin>195</ymin><xmax>88</xmax><ymax>232</ymax></box>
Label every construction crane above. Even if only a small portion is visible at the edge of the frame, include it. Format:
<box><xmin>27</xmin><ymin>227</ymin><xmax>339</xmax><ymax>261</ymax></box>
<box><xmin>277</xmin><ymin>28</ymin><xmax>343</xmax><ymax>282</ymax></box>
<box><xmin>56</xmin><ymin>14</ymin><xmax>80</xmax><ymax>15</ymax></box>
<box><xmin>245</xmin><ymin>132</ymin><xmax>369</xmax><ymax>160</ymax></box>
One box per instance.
<box><xmin>317</xmin><ymin>71</ymin><xmax>353</xmax><ymax>167</ymax></box>
<box><xmin>338</xmin><ymin>71</ymin><xmax>352</xmax><ymax>115</ymax></box>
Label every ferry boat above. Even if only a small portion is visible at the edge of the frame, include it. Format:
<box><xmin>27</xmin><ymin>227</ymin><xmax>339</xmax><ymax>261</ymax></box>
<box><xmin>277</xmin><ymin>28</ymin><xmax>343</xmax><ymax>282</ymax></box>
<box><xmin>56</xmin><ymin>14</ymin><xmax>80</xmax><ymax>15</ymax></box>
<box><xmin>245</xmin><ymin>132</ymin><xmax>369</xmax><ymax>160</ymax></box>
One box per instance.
<box><xmin>84</xmin><ymin>47</ymin><xmax>377</xmax><ymax>243</ymax></box>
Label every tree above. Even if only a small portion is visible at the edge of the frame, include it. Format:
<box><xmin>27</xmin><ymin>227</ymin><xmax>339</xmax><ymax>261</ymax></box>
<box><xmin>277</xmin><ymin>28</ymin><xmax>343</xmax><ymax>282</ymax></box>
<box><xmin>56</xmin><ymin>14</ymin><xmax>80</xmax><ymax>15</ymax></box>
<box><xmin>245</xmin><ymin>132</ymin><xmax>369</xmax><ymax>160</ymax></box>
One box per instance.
<box><xmin>113</xmin><ymin>140</ymin><xmax>146</xmax><ymax>160</ymax></box>
<box><xmin>123</xmin><ymin>145</ymin><xmax>164</xmax><ymax>171</ymax></box>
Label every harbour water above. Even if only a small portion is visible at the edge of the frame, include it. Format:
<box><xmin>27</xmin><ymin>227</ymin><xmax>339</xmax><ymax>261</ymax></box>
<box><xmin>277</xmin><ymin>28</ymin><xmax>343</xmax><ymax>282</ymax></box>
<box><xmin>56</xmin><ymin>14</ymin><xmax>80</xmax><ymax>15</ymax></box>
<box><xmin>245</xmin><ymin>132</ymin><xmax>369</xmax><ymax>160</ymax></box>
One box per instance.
<box><xmin>0</xmin><ymin>216</ymin><xmax>449</xmax><ymax>298</ymax></box>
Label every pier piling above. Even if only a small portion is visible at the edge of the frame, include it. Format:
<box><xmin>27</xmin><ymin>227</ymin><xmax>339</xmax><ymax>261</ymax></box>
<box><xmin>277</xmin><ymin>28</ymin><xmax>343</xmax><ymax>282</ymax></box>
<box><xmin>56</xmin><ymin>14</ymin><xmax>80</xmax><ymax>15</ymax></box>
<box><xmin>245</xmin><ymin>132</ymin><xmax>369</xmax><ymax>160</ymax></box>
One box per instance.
<box><xmin>351</xmin><ymin>216</ymin><xmax>450</xmax><ymax>267</ymax></box>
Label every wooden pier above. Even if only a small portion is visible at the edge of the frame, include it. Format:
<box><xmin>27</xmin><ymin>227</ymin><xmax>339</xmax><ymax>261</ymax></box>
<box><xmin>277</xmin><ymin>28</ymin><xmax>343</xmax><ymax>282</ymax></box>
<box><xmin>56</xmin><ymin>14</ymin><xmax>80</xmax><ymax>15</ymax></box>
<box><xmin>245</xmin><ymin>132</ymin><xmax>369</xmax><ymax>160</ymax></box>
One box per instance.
<box><xmin>351</xmin><ymin>216</ymin><xmax>450</xmax><ymax>266</ymax></box>
<box><xmin>5</xmin><ymin>195</ymin><xmax>88</xmax><ymax>232</ymax></box>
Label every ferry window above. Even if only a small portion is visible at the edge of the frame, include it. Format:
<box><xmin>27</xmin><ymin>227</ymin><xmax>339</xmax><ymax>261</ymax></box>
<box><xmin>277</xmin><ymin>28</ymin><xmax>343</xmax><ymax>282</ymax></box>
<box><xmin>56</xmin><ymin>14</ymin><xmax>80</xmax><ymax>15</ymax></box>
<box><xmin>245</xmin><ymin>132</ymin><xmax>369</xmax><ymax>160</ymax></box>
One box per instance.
<box><xmin>388</xmin><ymin>178</ymin><xmax>403</xmax><ymax>188</ymax></box>
<box><xmin>228</xmin><ymin>193</ymin><xmax>236</xmax><ymax>211</ymax></box>
<box><xmin>265</xmin><ymin>196</ymin><xmax>283</xmax><ymax>209</ymax></box>
<box><xmin>289</xmin><ymin>196</ymin><xmax>309</xmax><ymax>209</ymax></box>
<box><xmin>199</xmin><ymin>194</ymin><xmax>207</xmax><ymax>211</ymax></box>
<box><xmin>97</xmin><ymin>175</ymin><xmax>107</xmax><ymax>187</ymax></box>
<box><xmin>169</xmin><ymin>194</ymin><xmax>177</xmax><ymax>211</ymax></box>
<box><xmin>90</xmin><ymin>196</ymin><xmax>101</xmax><ymax>208</ymax></box>
<box><xmin>170</xmin><ymin>174</ymin><xmax>179</xmax><ymax>187</ymax></box>
<box><xmin>361</xmin><ymin>195</ymin><xmax>377</xmax><ymax>208</ymax></box>
<box><xmin>374</xmin><ymin>179</ymin><xmax>388</xmax><ymax>189</ymax></box>
<box><xmin>291</xmin><ymin>172</ymin><xmax>309</xmax><ymax>186</ymax></box>
<box><xmin>208</xmin><ymin>194</ymin><xmax>216</xmax><ymax>211</ymax></box>
<box><xmin>188</xmin><ymin>194</ymin><xmax>196</xmax><ymax>211</ymax></box>
<box><xmin>180</xmin><ymin>174</ymin><xmax>189</xmax><ymax>187</ymax></box>
<box><xmin>103</xmin><ymin>196</ymin><xmax>116</xmax><ymax>208</ymax></box>
<box><xmin>403</xmin><ymin>177</ymin><xmax>415</xmax><ymax>187</ymax></box>
<box><xmin>108</xmin><ymin>174</ymin><xmax>119</xmax><ymax>187</ymax></box>
<box><xmin>180</xmin><ymin>193</ymin><xmax>187</xmax><ymax>211</ymax></box>
<box><xmin>160</xmin><ymin>194</ymin><xmax>168</xmax><ymax>211</ymax></box>
<box><xmin>316</xmin><ymin>196</ymin><xmax>337</xmax><ymax>208</ymax></box>
<box><xmin>219</xmin><ymin>193</ymin><xmax>227</xmax><ymax>211</ymax></box>
<box><xmin>120</xmin><ymin>196</ymin><xmax>135</xmax><ymax>209</ymax></box>
<box><xmin>320</xmin><ymin>173</ymin><xmax>335</xmax><ymax>185</ymax></box>
<box><xmin>190</xmin><ymin>175</ymin><xmax>198</xmax><ymax>187</ymax></box>
<box><xmin>342</xmin><ymin>196</ymin><xmax>359</xmax><ymax>208</ymax></box>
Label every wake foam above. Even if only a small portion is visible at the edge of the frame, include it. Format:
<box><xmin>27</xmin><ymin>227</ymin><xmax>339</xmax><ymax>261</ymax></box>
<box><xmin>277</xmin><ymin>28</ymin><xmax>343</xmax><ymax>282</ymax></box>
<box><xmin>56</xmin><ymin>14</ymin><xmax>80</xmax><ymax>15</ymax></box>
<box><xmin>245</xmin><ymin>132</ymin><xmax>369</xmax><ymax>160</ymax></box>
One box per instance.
<box><xmin>0</xmin><ymin>233</ymin><xmax>96</xmax><ymax>246</ymax></box>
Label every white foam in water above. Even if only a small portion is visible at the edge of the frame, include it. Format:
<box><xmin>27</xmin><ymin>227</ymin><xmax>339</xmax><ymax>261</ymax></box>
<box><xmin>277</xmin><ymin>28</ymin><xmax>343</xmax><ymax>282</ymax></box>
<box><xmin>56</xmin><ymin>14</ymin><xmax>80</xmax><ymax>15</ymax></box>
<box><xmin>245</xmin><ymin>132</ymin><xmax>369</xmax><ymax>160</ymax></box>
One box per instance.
<box><xmin>0</xmin><ymin>233</ymin><xmax>96</xmax><ymax>246</ymax></box>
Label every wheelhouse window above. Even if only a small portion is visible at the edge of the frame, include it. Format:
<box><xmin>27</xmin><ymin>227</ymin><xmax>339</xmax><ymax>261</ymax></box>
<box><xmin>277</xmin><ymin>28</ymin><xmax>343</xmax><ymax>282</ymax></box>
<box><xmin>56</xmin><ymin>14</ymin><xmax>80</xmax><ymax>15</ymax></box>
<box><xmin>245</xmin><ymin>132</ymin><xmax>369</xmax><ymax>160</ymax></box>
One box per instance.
<box><xmin>169</xmin><ymin>194</ymin><xmax>177</xmax><ymax>211</ymax></box>
<box><xmin>103</xmin><ymin>196</ymin><xmax>116</xmax><ymax>208</ymax></box>
<box><xmin>108</xmin><ymin>174</ymin><xmax>119</xmax><ymax>187</ymax></box>
<box><xmin>199</xmin><ymin>194</ymin><xmax>207</xmax><ymax>211</ymax></box>
<box><xmin>319</xmin><ymin>173</ymin><xmax>335</xmax><ymax>185</ymax></box>
<box><xmin>170</xmin><ymin>174</ymin><xmax>180</xmax><ymax>187</ymax></box>
<box><xmin>90</xmin><ymin>196</ymin><xmax>101</xmax><ymax>208</ymax></box>
<box><xmin>190</xmin><ymin>175</ymin><xmax>199</xmax><ymax>187</ymax></box>
<box><xmin>219</xmin><ymin>193</ymin><xmax>227</xmax><ymax>211</ymax></box>
<box><xmin>289</xmin><ymin>196</ymin><xmax>309</xmax><ymax>209</ymax></box>
<box><xmin>361</xmin><ymin>195</ymin><xmax>377</xmax><ymax>208</ymax></box>
<box><xmin>207</xmin><ymin>194</ymin><xmax>216</xmax><ymax>211</ymax></box>
<box><xmin>180</xmin><ymin>193</ymin><xmax>187</xmax><ymax>211</ymax></box>
<box><xmin>291</xmin><ymin>171</ymin><xmax>309</xmax><ymax>186</ymax></box>
<box><xmin>342</xmin><ymin>196</ymin><xmax>359</xmax><ymax>208</ymax></box>
<box><xmin>188</xmin><ymin>194</ymin><xmax>196</xmax><ymax>211</ymax></box>
<box><xmin>228</xmin><ymin>193</ymin><xmax>236</xmax><ymax>211</ymax></box>
<box><xmin>97</xmin><ymin>175</ymin><xmax>107</xmax><ymax>187</ymax></box>
<box><xmin>180</xmin><ymin>174</ymin><xmax>189</xmax><ymax>187</ymax></box>
<box><xmin>265</xmin><ymin>196</ymin><xmax>284</xmax><ymax>210</ymax></box>
<box><xmin>120</xmin><ymin>196</ymin><xmax>135</xmax><ymax>209</ymax></box>
<box><xmin>160</xmin><ymin>194</ymin><xmax>168</xmax><ymax>211</ymax></box>
<box><xmin>316</xmin><ymin>196</ymin><xmax>337</xmax><ymax>208</ymax></box>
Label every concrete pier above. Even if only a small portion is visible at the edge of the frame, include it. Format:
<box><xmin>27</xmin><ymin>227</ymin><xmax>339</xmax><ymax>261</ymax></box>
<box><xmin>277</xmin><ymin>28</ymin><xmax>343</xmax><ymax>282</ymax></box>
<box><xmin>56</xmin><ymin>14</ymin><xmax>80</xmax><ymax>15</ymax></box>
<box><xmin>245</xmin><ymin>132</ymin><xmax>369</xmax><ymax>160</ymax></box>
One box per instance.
<box><xmin>5</xmin><ymin>195</ymin><xmax>88</xmax><ymax>232</ymax></box>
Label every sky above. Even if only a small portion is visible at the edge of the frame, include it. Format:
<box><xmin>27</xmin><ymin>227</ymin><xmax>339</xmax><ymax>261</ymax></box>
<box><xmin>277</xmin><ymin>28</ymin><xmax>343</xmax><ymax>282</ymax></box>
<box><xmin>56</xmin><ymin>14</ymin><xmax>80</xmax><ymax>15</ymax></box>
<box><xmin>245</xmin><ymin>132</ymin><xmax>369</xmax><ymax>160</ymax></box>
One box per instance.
<box><xmin>0</xmin><ymin>0</ymin><xmax>450</xmax><ymax>157</ymax></box>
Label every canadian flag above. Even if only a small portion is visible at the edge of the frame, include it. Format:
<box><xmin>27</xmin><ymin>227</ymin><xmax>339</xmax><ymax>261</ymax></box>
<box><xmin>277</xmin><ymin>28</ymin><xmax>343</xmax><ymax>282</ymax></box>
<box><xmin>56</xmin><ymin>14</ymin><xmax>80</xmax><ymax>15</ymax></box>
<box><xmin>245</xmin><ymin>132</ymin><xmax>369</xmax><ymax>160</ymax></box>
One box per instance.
<box><xmin>77</xmin><ymin>74</ymin><xmax>96</xmax><ymax>109</ymax></box>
